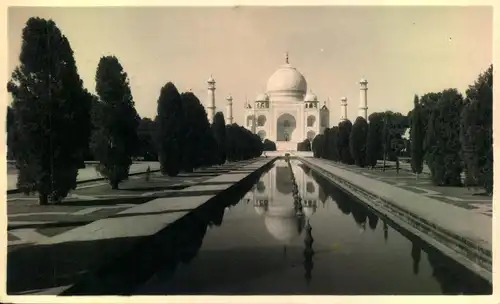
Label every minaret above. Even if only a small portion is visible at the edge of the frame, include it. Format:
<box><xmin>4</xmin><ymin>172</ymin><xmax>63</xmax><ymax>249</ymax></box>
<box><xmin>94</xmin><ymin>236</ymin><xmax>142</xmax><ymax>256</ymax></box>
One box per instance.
<box><xmin>207</xmin><ymin>75</ymin><xmax>216</xmax><ymax>124</ymax></box>
<box><xmin>359</xmin><ymin>78</ymin><xmax>368</xmax><ymax>120</ymax></box>
<box><xmin>226</xmin><ymin>94</ymin><xmax>233</xmax><ymax>125</ymax></box>
<box><xmin>340</xmin><ymin>97</ymin><xmax>348</xmax><ymax>122</ymax></box>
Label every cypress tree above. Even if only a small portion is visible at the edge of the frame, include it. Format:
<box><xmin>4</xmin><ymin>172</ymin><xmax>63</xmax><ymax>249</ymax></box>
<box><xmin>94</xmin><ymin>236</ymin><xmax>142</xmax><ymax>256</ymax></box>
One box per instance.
<box><xmin>211</xmin><ymin>111</ymin><xmax>227</xmax><ymax>165</ymax></box>
<box><xmin>311</xmin><ymin>134</ymin><xmax>323</xmax><ymax>158</ymax></box>
<box><xmin>331</xmin><ymin>126</ymin><xmax>341</xmax><ymax>161</ymax></box>
<box><xmin>425</xmin><ymin>89</ymin><xmax>464</xmax><ymax>186</ymax></box>
<box><xmin>137</xmin><ymin>117</ymin><xmax>157</xmax><ymax>161</ymax></box>
<box><xmin>350</xmin><ymin>117</ymin><xmax>369</xmax><ymax>167</ymax></box>
<box><xmin>91</xmin><ymin>56</ymin><xmax>140</xmax><ymax>189</ymax></box>
<box><xmin>321</xmin><ymin>128</ymin><xmax>331</xmax><ymax>159</ymax></box>
<box><xmin>338</xmin><ymin>120</ymin><xmax>354</xmax><ymax>164</ymax></box>
<box><xmin>6</xmin><ymin>106</ymin><xmax>15</xmax><ymax>160</ymax></box>
<box><xmin>180</xmin><ymin>92</ymin><xmax>212</xmax><ymax>172</ymax></box>
<box><xmin>410</xmin><ymin>94</ymin><xmax>424</xmax><ymax>179</ymax></box>
<box><xmin>366</xmin><ymin>112</ymin><xmax>384</xmax><ymax>168</ymax></box>
<box><xmin>263</xmin><ymin>139</ymin><xmax>277</xmax><ymax>151</ymax></box>
<box><xmin>155</xmin><ymin>82</ymin><xmax>185</xmax><ymax>176</ymax></box>
<box><xmin>225</xmin><ymin>123</ymin><xmax>262</xmax><ymax>161</ymax></box>
<box><xmin>7</xmin><ymin>17</ymin><xmax>91</xmax><ymax>204</ymax></box>
<box><xmin>460</xmin><ymin>65</ymin><xmax>493</xmax><ymax>194</ymax></box>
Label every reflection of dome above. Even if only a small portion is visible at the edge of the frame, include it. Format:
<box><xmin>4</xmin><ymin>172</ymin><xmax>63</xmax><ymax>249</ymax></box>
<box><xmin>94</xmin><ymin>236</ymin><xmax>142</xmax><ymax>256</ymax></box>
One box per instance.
<box><xmin>264</xmin><ymin>206</ymin><xmax>304</xmax><ymax>243</ymax></box>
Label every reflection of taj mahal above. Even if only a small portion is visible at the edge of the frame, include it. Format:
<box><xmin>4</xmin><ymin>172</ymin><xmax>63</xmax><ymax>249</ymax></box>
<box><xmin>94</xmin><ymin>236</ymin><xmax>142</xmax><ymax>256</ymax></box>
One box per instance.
<box><xmin>243</xmin><ymin>160</ymin><xmax>320</xmax><ymax>244</ymax></box>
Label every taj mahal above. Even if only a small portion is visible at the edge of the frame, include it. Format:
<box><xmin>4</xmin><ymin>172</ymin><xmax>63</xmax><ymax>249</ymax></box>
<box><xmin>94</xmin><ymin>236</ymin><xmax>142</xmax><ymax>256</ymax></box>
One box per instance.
<box><xmin>204</xmin><ymin>53</ymin><xmax>369</xmax><ymax>151</ymax></box>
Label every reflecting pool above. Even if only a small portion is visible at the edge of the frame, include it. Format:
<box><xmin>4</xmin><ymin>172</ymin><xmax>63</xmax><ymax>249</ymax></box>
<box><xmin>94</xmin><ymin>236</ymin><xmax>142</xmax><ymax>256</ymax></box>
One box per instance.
<box><xmin>132</xmin><ymin>159</ymin><xmax>491</xmax><ymax>295</ymax></box>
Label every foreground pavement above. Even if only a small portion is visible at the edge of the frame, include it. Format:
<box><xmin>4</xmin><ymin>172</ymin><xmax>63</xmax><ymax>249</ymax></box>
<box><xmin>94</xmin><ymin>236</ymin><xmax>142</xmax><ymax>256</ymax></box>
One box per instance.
<box><xmin>6</xmin><ymin>157</ymin><xmax>275</xmax><ymax>295</ymax></box>
<box><xmin>7</xmin><ymin>160</ymin><xmax>258</xmax><ymax>250</ymax></box>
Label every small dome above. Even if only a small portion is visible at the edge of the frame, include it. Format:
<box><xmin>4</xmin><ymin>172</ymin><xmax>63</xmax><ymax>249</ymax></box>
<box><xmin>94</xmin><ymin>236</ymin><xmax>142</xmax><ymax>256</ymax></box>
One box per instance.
<box><xmin>226</xmin><ymin>94</ymin><xmax>233</xmax><ymax>101</ymax></box>
<box><xmin>304</xmin><ymin>91</ymin><xmax>318</xmax><ymax>102</ymax></box>
<box><xmin>207</xmin><ymin>75</ymin><xmax>215</xmax><ymax>83</ymax></box>
<box><xmin>255</xmin><ymin>93</ymin><xmax>269</xmax><ymax>102</ymax></box>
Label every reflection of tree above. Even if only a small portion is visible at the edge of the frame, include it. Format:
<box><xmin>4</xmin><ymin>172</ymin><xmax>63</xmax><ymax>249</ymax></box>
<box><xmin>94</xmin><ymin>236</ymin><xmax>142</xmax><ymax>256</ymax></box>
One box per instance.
<box><xmin>209</xmin><ymin>205</ymin><xmax>226</xmax><ymax>227</ymax></box>
<box><xmin>350</xmin><ymin>202</ymin><xmax>368</xmax><ymax>227</ymax></box>
<box><xmin>383</xmin><ymin>220</ymin><xmax>388</xmax><ymax>242</ymax></box>
<box><xmin>318</xmin><ymin>187</ymin><xmax>327</xmax><ymax>205</ymax></box>
<box><xmin>303</xmin><ymin>220</ymin><xmax>314</xmax><ymax>284</ymax></box>
<box><xmin>367</xmin><ymin>213</ymin><xmax>379</xmax><ymax>230</ymax></box>
<box><xmin>310</xmin><ymin>170</ymin><xmax>351</xmax><ymax>214</ymax></box>
<box><xmin>411</xmin><ymin>241</ymin><xmax>421</xmax><ymax>275</ymax></box>
<box><xmin>256</xmin><ymin>181</ymin><xmax>266</xmax><ymax>193</ymax></box>
<box><xmin>426</xmin><ymin>248</ymin><xmax>492</xmax><ymax>295</ymax></box>
<box><xmin>152</xmin><ymin>200</ymin><xmax>232</xmax><ymax>285</ymax></box>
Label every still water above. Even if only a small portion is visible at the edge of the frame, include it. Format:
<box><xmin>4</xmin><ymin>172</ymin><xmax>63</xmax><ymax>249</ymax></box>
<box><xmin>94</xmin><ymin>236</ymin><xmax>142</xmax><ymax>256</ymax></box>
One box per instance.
<box><xmin>133</xmin><ymin>159</ymin><xmax>491</xmax><ymax>295</ymax></box>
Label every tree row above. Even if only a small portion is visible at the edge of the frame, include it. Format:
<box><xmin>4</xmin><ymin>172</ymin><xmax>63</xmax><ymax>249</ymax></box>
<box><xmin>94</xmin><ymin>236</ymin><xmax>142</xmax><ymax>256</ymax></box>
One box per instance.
<box><xmin>6</xmin><ymin>17</ymin><xmax>263</xmax><ymax>205</ymax></box>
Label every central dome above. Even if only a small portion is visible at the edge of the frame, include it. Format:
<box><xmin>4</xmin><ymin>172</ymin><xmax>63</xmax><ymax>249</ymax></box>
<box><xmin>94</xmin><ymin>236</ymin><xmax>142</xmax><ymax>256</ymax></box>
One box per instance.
<box><xmin>266</xmin><ymin>63</ymin><xmax>307</xmax><ymax>95</ymax></box>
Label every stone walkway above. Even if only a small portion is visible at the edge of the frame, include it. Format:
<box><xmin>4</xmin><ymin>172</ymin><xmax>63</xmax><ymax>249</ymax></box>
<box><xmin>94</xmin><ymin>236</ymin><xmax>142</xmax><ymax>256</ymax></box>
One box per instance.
<box><xmin>7</xmin><ymin>160</ymin><xmax>259</xmax><ymax>250</ymax></box>
<box><xmin>316</xmin><ymin>158</ymin><xmax>491</xmax><ymax>217</ymax></box>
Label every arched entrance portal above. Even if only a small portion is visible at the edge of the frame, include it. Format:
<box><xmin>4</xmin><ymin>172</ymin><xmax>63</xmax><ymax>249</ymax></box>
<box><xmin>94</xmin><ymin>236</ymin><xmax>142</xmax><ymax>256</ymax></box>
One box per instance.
<box><xmin>276</xmin><ymin>113</ymin><xmax>297</xmax><ymax>142</ymax></box>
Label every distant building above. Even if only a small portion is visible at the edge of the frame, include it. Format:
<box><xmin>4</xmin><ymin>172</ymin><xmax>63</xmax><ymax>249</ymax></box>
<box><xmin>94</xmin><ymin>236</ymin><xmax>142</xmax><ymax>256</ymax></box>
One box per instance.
<box><xmin>205</xmin><ymin>53</ymin><xmax>369</xmax><ymax>151</ymax></box>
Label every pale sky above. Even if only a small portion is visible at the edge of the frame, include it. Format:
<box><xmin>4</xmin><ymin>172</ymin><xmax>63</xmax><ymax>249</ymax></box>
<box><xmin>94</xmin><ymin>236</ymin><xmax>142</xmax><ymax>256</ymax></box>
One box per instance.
<box><xmin>7</xmin><ymin>6</ymin><xmax>492</xmax><ymax>126</ymax></box>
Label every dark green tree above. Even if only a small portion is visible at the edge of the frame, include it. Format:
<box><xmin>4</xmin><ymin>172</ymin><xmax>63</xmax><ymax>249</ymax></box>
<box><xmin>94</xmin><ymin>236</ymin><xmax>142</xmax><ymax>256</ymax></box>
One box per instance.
<box><xmin>7</xmin><ymin>17</ymin><xmax>91</xmax><ymax>205</ymax></box>
<box><xmin>311</xmin><ymin>134</ymin><xmax>323</xmax><ymax>158</ymax></box>
<box><xmin>6</xmin><ymin>106</ymin><xmax>16</xmax><ymax>160</ymax></box>
<box><xmin>350</xmin><ymin>116</ymin><xmax>369</xmax><ymax>167</ymax></box>
<box><xmin>91</xmin><ymin>56</ymin><xmax>140</xmax><ymax>189</ymax></box>
<box><xmin>338</xmin><ymin>120</ymin><xmax>354</xmax><ymax>164</ymax></box>
<box><xmin>366</xmin><ymin>112</ymin><xmax>384</xmax><ymax>168</ymax></box>
<box><xmin>410</xmin><ymin>94</ymin><xmax>425</xmax><ymax>179</ymax></box>
<box><xmin>155</xmin><ymin>82</ymin><xmax>185</xmax><ymax>176</ymax></box>
<box><xmin>137</xmin><ymin>117</ymin><xmax>157</xmax><ymax>161</ymax></box>
<box><xmin>460</xmin><ymin>65</ymin><xmax>493</xmax><ymax>194</ymax></box>
<box><xmin>180</xmin><ymin>92</ymin><xmax>214</xmax><ymax>172</ymax></box>
<box><xmin>263</xmin><ymin>139</ymin><xmax>277</xmax><ymax>151</ymax></box>
<box><xmin>330</xmin><ymin>126</ymin><xmax>341</xmax><ymax>161</ymax></box>
<box><xmin>211</xmin><ymin>111</ymin><xmax>227</xmax><ymax>165</ymax></box>
<box><xmin>424</xmin><ymin>89</ymin><xmax>464</xmax><ymax>186</ymax></box>
<box><xmin>419</xmin><ymin>92</ymin><xmax>442</xmax><ymax>143</ymax></box>
<box><xmin>320</xmin><ymin>128</ymin><xmax>331</xmax><ymax>159</ymax></box>
<box><xmin>297</xmin><ymin>138</ymin><xmax>311</xmax><ymax>151</ymax></box>
<box><xmin>225</xmin><ymin>124</ymin><xmax>262</xmax><ymax>161</ymax></box>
